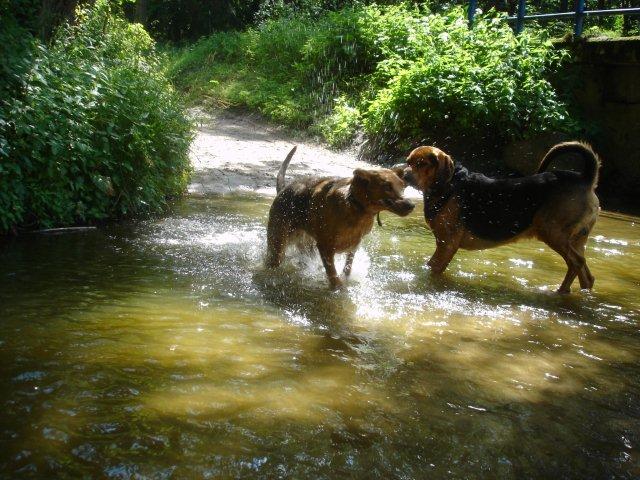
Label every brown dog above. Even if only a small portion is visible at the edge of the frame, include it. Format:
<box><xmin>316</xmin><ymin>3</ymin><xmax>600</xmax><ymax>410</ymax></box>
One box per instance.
<box><xmin>266</xmin><ymin>146</ymin><xmax>414</xmax><ymax>289</ymax></box>
<box><xmin>402</xmin><ymin>142</ymin><xmax>600</xmax><ymax>293</ymax></box>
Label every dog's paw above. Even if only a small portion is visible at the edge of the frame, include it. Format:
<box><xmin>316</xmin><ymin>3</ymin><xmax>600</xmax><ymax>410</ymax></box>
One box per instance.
<box><xmin>427</xmin><ymin>263</ymin><xmax>447</xmax><ymax>275</ymax></box>
<box><xmin>329</xmin><ymin>276</ymin><xmax>344</xmax><ymax>291</ymax></box>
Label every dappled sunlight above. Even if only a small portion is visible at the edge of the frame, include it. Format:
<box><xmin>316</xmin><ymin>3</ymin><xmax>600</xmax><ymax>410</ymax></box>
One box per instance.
<box><xmin>401</xmin><ymin>319</ymin><xmax>633</xmax><ymax>403</ymax></box>
<box><xmin>143</xmin><ymin>363</ymin><xmax>396</xmax><ymax>425</ymax></box>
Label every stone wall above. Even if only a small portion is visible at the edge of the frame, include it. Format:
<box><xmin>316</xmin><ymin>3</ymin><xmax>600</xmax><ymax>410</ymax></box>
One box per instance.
<box><xmin>504</xmin><ymin>37</ymin><xmax>640</xmax><ymax>209</ymax></box>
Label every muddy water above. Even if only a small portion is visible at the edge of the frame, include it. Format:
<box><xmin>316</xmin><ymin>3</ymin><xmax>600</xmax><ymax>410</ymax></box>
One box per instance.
<box><xmin>1</xmin><ymin>194</ymin><xmax>639</xmax><ymax>478</ymax></box>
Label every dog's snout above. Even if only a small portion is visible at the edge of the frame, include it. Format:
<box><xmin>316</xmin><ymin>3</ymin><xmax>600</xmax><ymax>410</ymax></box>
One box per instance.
<box><xmin>392</xmin><ymin>162</ymin><xmax>408</xmax><ymax>173</ymax></box>
<box><xmin>391</xmin><ymin>163</ymin><xmax>411</xmax><ymax>182</ymax></box>
<box><xmin>403</xmin><ymin>169</ymin><xmax>418</xmax><ymax>189</ymax></box>
<box><xmin>391</xmin><ymin>162</ymin><xmax>418</xmax><ymax>189</ymax></box>
<box><xmin>392</xmin><ymin>199</ymin><xmax>414</xmax><ymax>216</ymax></box>
<box><xmin>401</xmin><ymin>199</ymin><xmax>415</xmax><ymax>212</ymax></box>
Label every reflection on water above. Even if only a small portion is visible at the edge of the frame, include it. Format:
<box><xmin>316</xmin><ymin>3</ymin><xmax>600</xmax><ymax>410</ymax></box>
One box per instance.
<box><xmin>1</xmin><ymin>194</ymin><xmax>639</xmax><ymax>478</ymax></box>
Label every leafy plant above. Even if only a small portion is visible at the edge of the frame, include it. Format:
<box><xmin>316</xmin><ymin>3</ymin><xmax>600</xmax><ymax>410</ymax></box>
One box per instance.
<box><xmin>0</xmin><ymin>0</ymin><xmax>192</xmax><ymax>233</ymax></box>
<box><xmin>361</xmin><ymin>7</ymin><xmax>576</xmax><ymax>154</ymax></box>
<box><xmin>166</xmin><ymin>3</ymin><xmax>578</xmax><ymax>158</ymax></box>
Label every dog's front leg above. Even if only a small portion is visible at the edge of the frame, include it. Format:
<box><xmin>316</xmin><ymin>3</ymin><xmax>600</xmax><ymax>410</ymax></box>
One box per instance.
<box><xmin>427</xmin><ymin>238</ymin><xmax>460</xmax><ymax>274</ymax></box>
<box><xmin>318</xmin><ymin>245</ymin><xmax>342</xmax><ymax>290</ymax></box>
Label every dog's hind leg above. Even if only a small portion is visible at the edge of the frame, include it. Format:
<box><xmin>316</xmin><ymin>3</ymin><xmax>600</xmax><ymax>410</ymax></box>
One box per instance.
<box><xmin>318</xmin><ymin>244</ymin><xmax>342</xmax><ymax>290</ymax></box>
<box><xmin>427</xmin><ymin>243</ymin><xmax>459</xmax><ymax>274</ymax></box>
<box><xmin>343</xmin><ymin>250</ymin><xmax>356</xmax><ymax>277</ymax></box>
<box><xmin>266</xmin><ymin>225</ymin><xmax>289</xmax><ymax>268</ymax></box>
<box><xmin>570</xmin><ymin>234</ymin><xmax>594</xmax><ymax>290</ymax></box>
<box><xmin>573</xmin><ymin>250</ymin><xmax>594</xmax><ymax>290</ymax></box>
<box><xmin>579</xmin><ymin>262</ymin><xmax>595</xmax><ymax>290</ymax></box>
<box><xmin>558</xmin><ymin>255</ymin><xmax>580</xmax><ymax>294</ymax></box>
<box><xmin>543</xmin><ymin>238</ymin><xmax>580</xmax><ymax>294</ymax></box>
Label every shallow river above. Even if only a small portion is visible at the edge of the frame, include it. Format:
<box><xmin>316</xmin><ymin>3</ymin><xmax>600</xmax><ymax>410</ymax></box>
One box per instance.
<box><xmin>1</xmin><ymin>194</ymin><xmax>639</xmax><ymax>478</ymax></box>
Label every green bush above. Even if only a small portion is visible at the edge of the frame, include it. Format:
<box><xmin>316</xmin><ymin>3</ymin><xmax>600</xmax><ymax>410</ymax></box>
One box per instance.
<box><xmin>0</xmin><ymin>0</ymin><xmax>192</xmax><ymax>233</ymax></box>
<box><xmin>167</xmin><ymin>3</ymin><xmax>577</xmax><ymax>155</ymax></box>
<box><xmin>361</xmin><ymin>7</ymin><xmax>576</xmax><ymax>153</ymax></box>
<box><xmin>167</xmin><ymin>6</ymin><xmax>377</xmax><ymax>123</ymax></box>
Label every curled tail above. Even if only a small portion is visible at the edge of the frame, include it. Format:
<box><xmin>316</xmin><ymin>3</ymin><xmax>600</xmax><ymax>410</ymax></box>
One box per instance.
<box><xmin>537</xmin><ymin>141</ymin><xmax>600</xmax><ymax>187</ymax></box>
<box><xmin>276</xmin><ymin>146</ymin><xmax>297</xmax><ymax>193</ymax></box>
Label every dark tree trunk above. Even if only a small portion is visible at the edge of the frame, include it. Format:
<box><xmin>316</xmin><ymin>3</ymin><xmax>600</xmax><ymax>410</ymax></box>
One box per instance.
<box><xmin>135</xmin><ymin>0</ymin><xmax>149</xmax><ymax>26</ymax></box>
<box><xmin>38</xmin><ymin>0</ymin><xmax>81</xmax><ymax>41</ymax></box>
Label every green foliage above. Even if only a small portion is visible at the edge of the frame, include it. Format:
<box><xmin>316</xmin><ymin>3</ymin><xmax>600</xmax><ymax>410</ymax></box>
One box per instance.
<box><xmin>254</xmin><ymin>0</ymin><xmax>368</xmax><ymax>23</ymax></box>
<box><xmin>12</xmin><ymin>0</ymin><xmax>637</xmax><ymax>43</ymax></box>
<box><xmin>0</xmin><ymin>1</ymin><xmax>192</xmax><ymax>233</ymax></box>
<box><xmin>316</xmin><ymin>96</ymin><xmax>362</xmax><ymax>146</ymax></box>
<box><xmin>167</xmin><ymin>6</ymin><xmax>376</xmax><ymax>124</ymax></box>
<box><xmin>362</xmin><ymin>7</ymin><xmax>577</xmax><ymax>152</ymax></box>
<box><xmin>168</xmin><ymin>3</ymin><xmax>576</xmax><ymax>155</ymax></box>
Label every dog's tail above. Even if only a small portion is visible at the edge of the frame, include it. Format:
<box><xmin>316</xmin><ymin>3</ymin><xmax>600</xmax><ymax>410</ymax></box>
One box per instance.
<box><xmin>277</xmin><ymin>146</ymin><xmax>297</xmax><ymax>193</ymax></box>
<box><xmin>537</xmin><ymin>141</ymin><xmax>600</xmax><ymax>187</ymax></box>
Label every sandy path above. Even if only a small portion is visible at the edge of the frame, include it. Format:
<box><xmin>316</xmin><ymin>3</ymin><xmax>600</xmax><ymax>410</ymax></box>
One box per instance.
<box><xmin>188</xmin><ymin>109</ymin><xmax>375</xmax><ymax>196</ymax></box>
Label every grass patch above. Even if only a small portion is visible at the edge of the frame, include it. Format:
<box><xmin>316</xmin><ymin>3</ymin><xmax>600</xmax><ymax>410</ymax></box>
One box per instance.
<box><xmin>166</xmin><ymin>4</ymin><xmax>579</xmax><ymax>159</ymax></box>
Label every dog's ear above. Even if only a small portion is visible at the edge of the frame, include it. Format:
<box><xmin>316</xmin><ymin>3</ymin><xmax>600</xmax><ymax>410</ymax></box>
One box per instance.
<box><xmin>391</xmin><ymin>163</ymin><xmax>407</xmax><ymax>180</ymax></box>
<box><xmin>352</xmin><ymin>168</ymin><xmax>371</xmax><ymax>185</ymax></box>
<box><xmin>435</xmin><ymin>151</ymin><xmax>454</xmax><ymax>186</ymax></box>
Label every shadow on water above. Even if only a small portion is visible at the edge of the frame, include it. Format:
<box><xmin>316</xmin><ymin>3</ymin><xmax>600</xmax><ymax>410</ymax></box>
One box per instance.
<box><xmin>0</xmin><ymin>228</ymin><xmax>175</xmax><ymax>320</ymax></box>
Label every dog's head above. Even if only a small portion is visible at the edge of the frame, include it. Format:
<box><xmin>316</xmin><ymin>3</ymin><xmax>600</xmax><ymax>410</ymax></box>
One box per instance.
<box><xmin>405</xmin><ymin>146</ymin><xmax>454</xmax><ymax>192</ymax></box>
<box><xmin>350</xmin><ymin>168</ymin><xmax>415</xmax><ymax>216</ymax></box>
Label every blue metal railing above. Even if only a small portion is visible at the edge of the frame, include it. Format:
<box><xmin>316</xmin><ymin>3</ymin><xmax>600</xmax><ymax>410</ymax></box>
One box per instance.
<box><xmin>468</xmin><ymin>0</ymin><xmax>640</xmax><ymax>36</ymax></box>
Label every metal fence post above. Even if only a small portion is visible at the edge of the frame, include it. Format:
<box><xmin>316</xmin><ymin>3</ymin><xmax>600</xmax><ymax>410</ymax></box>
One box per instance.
<box><xmin>468</xmin><ymin>0</ymin><xmax>478</xmax><ymax>28</ymax></box>
<box><xmin>516</xmin><ymin>0</ymin><xmax>527</xmax><ymax>33</ymax></box>
<box><xmin>504</xmin><ymin>6</ymin><xmax>640</xmax><ymax>32</ymax></box>
<box><xmin>575</xmin><ymin>0</ymin><xmax>586</xmax><ymax>36</ymax></box>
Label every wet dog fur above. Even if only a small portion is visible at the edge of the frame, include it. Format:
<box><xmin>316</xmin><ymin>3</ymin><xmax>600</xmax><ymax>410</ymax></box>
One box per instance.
<box><xmin>266</xmin><ymin>146</ymin><xmax>415</xmax><ymax>289</ymax></box>
<box><xmin>401</xmin><ymin>142</ymin><xmax>600</xmax><ymax>293</ymax></box>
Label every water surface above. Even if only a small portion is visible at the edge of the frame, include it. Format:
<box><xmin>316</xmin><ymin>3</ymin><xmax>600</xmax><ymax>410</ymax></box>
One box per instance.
<box><xmin>1</xmin><ymin>194</ymin><xmax>639</xmax><ymax>478</ymax></box>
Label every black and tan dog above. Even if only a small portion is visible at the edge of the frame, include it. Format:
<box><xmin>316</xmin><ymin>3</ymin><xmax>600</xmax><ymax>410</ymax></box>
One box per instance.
<box><xmin>401</xmin><ymin>142</ymin><xmax>600</xmax><ymax>293</ymax></box>
<box><xmin>266</xmin><ymin>146</ymin><xmax>414</xmax><ymax>289</ymax></box>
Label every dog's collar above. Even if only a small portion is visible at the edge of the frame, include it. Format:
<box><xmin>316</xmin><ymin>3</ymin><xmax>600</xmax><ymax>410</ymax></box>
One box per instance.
<box><xmin>423</xmin><ymin>164</ymin><xmax>465</xmax><ymax>220</ymax></box>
